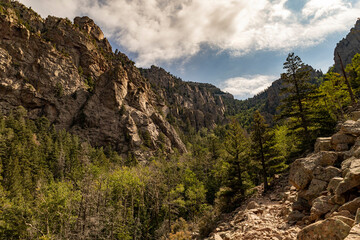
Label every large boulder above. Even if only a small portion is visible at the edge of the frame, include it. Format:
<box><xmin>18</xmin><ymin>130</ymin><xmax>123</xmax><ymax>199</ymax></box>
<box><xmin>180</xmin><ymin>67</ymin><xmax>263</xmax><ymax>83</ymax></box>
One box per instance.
<box><xmin>313</xmin><ymin>166</ymin><xmax>341</xmax><ymax>182</ymax></box>
<box><xmin>331</xmin><ymin>133</ymin><xmax>356</xmax><ymax>151</ymax></box>
<box><xmin>344</xmin><ymin>224</ymin><xmax>360</xmax><ymax>240</ymax></box>
<box><xmin>297</xmin><ymin>218</ymin><xmax>351</xmax><ymax>240</ymax></box>
<box><xmin>338</xmin><ymin>197</ymin><xmax>360</xmax><ymax>215</ymax></box>
<box><xmin>335</xmin><ymin>163</ymin><xmax>360</xmax><ymax>196</ymax></box>
<box><xmin>341</xmin><ymin>119</ymin><xmax>360</xmax><ymax>137</ymax></box>
<box><xmin>327</xmin><ymin>177</ymin><xmax>344</xmax><ymax>194</ymax></box>
<box><xmin>299</xmin><ymin>179</ymin><xmax>328</xmax><ymax>202</ymax></box>
<box><xmin>315</xmin><ymin>151</ymin><xmax>338</xmax><ymax>167</ymax></box>
<box><xmin>290</xmin><ymin>155</ymin><xmax>317</xmax><ymax>190</ymax></box>
<box><xmin>310</xmin><ymin>196</ymin><xmax>337</xmax><ymax>221</ymax></box>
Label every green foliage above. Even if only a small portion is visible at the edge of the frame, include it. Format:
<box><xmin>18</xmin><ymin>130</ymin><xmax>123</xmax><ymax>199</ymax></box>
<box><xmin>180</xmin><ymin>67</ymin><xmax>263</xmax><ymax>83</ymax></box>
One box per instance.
<box><xmin>278</xmin><ymin>53</ymin><xmax>314</xmax><ymax>138</ymax></box>
<box><xmin>223</xmin><ymin>120</ymin><xmax>252</xmax><ymax>197</ymax></box>
<box><xmin>318</xmin><ymin>72</ymin><xmax>350</xmax><ymax>120</ymax></box>
<box><xmin>250</xmin><ymin>111</ymin><xmax>287</xmax><ymax>191</ymax></box>
<box><xmin>55</xmin><ymin>82</ymin><xmax>64</xmax><ymax>97</ymax></box>
<box><xmin>84</xmin><ymin>76</ymin><xmax>95</xmax><ymax>92</ymax></box>
<box><xmin>3</xmin><ymin>48</ymin><xmax>360</xmax><ymax>239</ymax></box>
<box><xmin>346</xmin><ymin>53</ymin><xmax>360</xmax><ymax>97</ymax></box>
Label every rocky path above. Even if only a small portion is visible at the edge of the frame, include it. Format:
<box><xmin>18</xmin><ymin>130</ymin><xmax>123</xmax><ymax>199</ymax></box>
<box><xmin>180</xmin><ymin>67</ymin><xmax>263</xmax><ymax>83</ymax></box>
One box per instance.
<box><xmin>207</xmin><ymin>174</ymin><xmax>302</xmax><ymax>240</ymax></box>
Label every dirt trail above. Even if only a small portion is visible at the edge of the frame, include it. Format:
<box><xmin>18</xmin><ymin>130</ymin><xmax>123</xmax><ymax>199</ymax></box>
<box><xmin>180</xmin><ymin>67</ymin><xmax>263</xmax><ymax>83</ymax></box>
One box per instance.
<box><xmin>207</xmin><ymin>174</ymin><xmax>302</xmax><ymax>240</ymax></box>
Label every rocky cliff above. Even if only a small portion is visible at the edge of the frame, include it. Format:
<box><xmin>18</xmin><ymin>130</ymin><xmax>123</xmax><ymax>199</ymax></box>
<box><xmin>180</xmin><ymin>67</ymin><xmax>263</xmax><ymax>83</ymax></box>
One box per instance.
<box><xmin>0</xmin><ymin>0</ymin><xmax>186</xmax><ymax>161</ymax></box>
<box><xmin>334</xmin><ymin>19</ymin><xmax>360</xmax><ymax>73</ymax></box>
<box><xmin>140</xmin><ymin>66</ymin><xmax>227</xmax><ymax>132</ymax></box>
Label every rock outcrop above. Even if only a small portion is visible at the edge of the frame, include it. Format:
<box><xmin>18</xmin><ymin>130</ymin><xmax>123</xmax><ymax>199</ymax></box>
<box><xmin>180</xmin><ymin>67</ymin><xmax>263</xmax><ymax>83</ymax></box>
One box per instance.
<box><xmin>334</xmin><ymin>19</ymin><xmax>360</xmax><ymax>73</ymax></box>
<box><xmin>289</xmin><ymin>116</ymin><xmax>360</xmax><ymax>239</ymax></box>
<box><xmin>140</xmin><ymin>66</ymin><xmax>227</xmax><ymax>131</ymax></box>
<box><xmin>0</xmin><ymin>0</ymin><xmax>186</xmax><ymax>161</ymax></box>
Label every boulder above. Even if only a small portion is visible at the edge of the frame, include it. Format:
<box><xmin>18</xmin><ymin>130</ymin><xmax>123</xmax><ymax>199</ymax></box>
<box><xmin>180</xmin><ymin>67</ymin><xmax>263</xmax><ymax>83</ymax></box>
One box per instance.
<box><xmin>331</xmin><ymin>133</ymin><xmax>356</xmax><ymax>151</ymax></box>
<box><xmin>313</xmin><ymin>166</ymin><xmax>341</xmax><ymax>182</ymax></box>
<box><xmin>299</xmin><ymin>179</ymin><xmax>328</xmax><ymax>202</ymax></box>
<box><xmin>341</xmin><ymin>119</ymin><xmax>360</xmax><ymax>137</ymax></box>
<box><xmin>350</xmin><ymin>111</ymin><xmax>360</xmax><ymax>121</ymax></box>
<box><xmin>338</xmin><ymin>197</ymin><xmax>360</xmax><ymax>215</ymax></box>
<box><xmin>316</xmin><ymin>151</ymin><xmax>338</xmax><ymax>167</ymax></box>
<box><xmin>297</xmin><ymin>218</ymin><xmax>351</xmax><ymax>240</ymax></box>
<box><xmin>344</xmin><ymin>224</ymin><xmax>360</xmax><ymax>240</ymax></box>
<box><xmin>315</xmin><ymin>138</ymin><xmax>332</xmax><ymax>152</ymax></box>
<box><xmin>331</xmin><ymin>215</ymin><xmax>355</xmax><ymax>227</ymax></box>
<box><xmin>310</xmin><ymin>196</ymin><xmax>336</xmax><ymax>221</ymax></box>
<box><xmin>328</xmin><ymin>210</ymin><xmax>354</xmax><ymax>219</ymax></box>
<box><xmin>289</xmin><ymin>155</ymin><xmax>317</xmax><ymax>190</ymax></box>
<box><xmin>327</xmin><ymin>177</ymin><xmax>344</xmax><ymax>194</ymax></box>
<box><xmin>341</xmin><ymin>158</ymin><xmax>360</xmax><ymax>177</ymax></box>
<box><xmin>335</xmin><ymin>164</ymin><xmax>360</xmax><ymax>196</ymax></box>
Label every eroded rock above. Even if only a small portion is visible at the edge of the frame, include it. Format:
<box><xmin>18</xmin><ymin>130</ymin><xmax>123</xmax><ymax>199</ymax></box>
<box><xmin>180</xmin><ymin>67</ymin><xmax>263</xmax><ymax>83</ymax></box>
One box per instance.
<box><xmin>297</xmin><ymin>218</ymin><xmax>351</xmax><ymax>240</ymax></box>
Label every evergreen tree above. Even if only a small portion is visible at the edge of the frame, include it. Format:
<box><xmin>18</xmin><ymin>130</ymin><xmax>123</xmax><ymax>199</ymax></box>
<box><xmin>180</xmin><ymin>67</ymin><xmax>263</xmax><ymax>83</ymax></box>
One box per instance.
<box><xmin>251</xmin><ymin>111</ymin><xmax>269</xmax><ymax>191</ymax></box>
<box><xmin>224</xmin><ymin>120</ymin><xmax>251</xmax><ymax>196</ymax></box>
<box><xmin>251</xmin><ymin>111</ymin><xmax>287</xmax><ymax>192</ymax></box>
<box><xmin>278</xmin><ymin>53</ymin><xmax>316</xmax><ymax>149</ymax></box>
<box><xmin>346</xmin><ymin>53</ymin><xmax>360</xmax><ymax>97</ymax></box>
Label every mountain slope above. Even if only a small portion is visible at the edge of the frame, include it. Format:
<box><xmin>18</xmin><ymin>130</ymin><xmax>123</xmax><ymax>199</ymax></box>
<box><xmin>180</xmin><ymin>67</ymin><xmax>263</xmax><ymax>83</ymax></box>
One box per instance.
<box><xmin>0</xmin><ymin>0</ymin><xmax>185</xmax><ymax>161</ymax></box>
<box><xmin>140</xmin><ymin>66</ymin><xmax>228</xmax><ymax>133</ymax></box>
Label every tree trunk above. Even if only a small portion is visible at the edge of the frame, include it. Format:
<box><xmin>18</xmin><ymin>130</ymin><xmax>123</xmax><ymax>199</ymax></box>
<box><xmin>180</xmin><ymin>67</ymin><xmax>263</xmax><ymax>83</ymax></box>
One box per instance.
<box><xmin>337</xmin><ymin>52</ymin><xmax>356</xmax><ymax>104</ymax></box>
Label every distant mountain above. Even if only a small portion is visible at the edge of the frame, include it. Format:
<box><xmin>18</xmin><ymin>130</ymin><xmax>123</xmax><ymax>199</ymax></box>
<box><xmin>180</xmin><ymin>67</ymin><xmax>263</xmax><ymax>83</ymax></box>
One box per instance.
<box><xmin>232</xmin><ymin>67</ymin><xmax>323</xmax><ymax>127</ymax></box>
<box><xmin>140</xmin><ymin>66</ymin><xmax>230</xmax><ymax>133</ymax></box>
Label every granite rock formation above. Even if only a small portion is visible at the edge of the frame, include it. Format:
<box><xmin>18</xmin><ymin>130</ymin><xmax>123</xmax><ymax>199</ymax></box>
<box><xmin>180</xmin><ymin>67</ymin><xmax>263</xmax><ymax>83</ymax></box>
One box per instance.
<box><xmin>0</xmin><ymin>0</ymin><xmax>186</xmax><ymax>161</ymax></box>
<box><xmin>334</xmin><ymin>19</ymin><xmax>360</xmax><ymax>73</ymax></box>
<box><xmin>140</xmin><ymin>66</ymin><xmax>227</xmax><ymax>132</ymax></box>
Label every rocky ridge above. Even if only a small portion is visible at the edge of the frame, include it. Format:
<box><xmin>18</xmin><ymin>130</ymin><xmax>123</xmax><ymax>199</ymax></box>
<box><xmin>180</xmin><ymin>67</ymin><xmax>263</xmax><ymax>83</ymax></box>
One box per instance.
<box><xmin>334</xmin><ymin>18</ymin><xmax>360</xmax><ymax>73</ymax></box>
<box><xmin>140</xmin><ymin>66</ymin><xmax>227</xmax><ymax>132</ymax></box>
<box><xmin>0</xmin><ymin>0</ymin><xmax>187</xmax><ymax>160</ymax></box>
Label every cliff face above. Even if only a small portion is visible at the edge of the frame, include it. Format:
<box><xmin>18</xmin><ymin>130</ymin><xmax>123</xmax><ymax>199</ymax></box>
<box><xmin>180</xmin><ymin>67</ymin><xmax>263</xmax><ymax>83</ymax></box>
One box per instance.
<box><xmin>140</xmin><ymin>66</ymin><xmax>227</xmax><ymax>132</ymax></box>
<box><xmin>0</xmin><ymin>0</ymin><xmax>186</xmax><ymax>160</ymax></box>
<box><xmin>334</xmin><ymin>19</ymin><xmax>360</xmax><ymax>73</ymax></box>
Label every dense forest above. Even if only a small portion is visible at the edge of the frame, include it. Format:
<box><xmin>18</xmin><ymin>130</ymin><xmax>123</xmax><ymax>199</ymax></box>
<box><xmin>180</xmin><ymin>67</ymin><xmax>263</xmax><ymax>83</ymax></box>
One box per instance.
<box><xmin>2</xmin><ymin>49</ymin><xmax>360</xmax><ymax>239</ymax></box>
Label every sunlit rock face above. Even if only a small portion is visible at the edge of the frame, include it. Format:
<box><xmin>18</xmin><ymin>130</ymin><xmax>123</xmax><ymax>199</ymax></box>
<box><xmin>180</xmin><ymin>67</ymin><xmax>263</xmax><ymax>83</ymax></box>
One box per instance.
<box><xmin>0</xmin><ymin>0</ymin><xmax>187</xmax><ymax>161</ymax></box>
<box><xmin>334</xmin><ymin>19</ymin><xmax>360</xmax><ymax>73</ymax></box>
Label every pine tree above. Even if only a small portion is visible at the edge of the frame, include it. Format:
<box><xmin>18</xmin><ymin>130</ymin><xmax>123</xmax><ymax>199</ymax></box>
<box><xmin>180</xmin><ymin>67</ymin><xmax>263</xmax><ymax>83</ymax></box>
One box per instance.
<box><xmin>251</xmin><ymin>111</ymin><xmax>269</xmax><ymax>191</ymax></box>
<box><xmin>251</xmin><ymin>111</ymin><xmax>287</xmax><ymax>192</ymax></box>
<box><xmin>224</xmin><ymin>120</ymin><xmax>251</xmax><ymax>196</ymax></box>
<box><xmin>278</xmin><ymin>53</ymin><xmax>316</xmax><ymax>149</ymax></box>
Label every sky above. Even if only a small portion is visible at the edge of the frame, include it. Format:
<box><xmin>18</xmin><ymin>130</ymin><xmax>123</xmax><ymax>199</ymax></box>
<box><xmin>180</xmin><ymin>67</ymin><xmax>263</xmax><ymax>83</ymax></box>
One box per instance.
<box><xmin>19</xmin><ymin>0</ymin><xmax>360</xmax><ymax>99</ymax></box>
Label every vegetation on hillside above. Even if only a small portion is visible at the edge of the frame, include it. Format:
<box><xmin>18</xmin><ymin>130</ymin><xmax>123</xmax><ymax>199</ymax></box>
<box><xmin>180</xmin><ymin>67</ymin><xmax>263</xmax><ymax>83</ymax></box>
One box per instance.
<box><xmin>1</xmin><ymin>51</ymin><xmax>360</xmax><ymax>239</ymax></box>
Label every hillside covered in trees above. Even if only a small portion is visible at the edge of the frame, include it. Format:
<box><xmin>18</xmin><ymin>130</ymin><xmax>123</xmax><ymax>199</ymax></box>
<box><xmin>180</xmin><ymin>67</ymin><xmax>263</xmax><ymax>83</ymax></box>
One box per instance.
<box><xmin>1</xmin><ymin>1</ymin><xmax>360</xmax><ymax>239</ymax></box>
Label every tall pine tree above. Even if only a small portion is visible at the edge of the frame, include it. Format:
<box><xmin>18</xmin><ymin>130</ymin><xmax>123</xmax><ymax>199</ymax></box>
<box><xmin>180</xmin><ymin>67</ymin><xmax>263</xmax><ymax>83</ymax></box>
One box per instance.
<box><xmin>278</xmin><ymin>53</ymin><xmax>316</xmax><ymax>149</ymax></box>
<box><xmin>251</xmin><ymin>111</ymin><xmax>287</xmax><ymax>192</ymax></box>
<box><xmin>224</xmin><ymin>120</ymin><xmax>251</xmax><ymax>196</ymax></box>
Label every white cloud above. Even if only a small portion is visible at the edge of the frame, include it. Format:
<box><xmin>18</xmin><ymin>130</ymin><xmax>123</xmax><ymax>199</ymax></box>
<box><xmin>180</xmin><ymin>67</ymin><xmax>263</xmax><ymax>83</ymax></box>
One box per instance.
<box><xmin>19</xmin><ymin>0</ymin><xmax>360</xmax><ymax>66</ymax></box>
<box><xmin>220</xmin><ymin>75</ymin><xmax>277</xmax><ymax>99</ymax></box>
